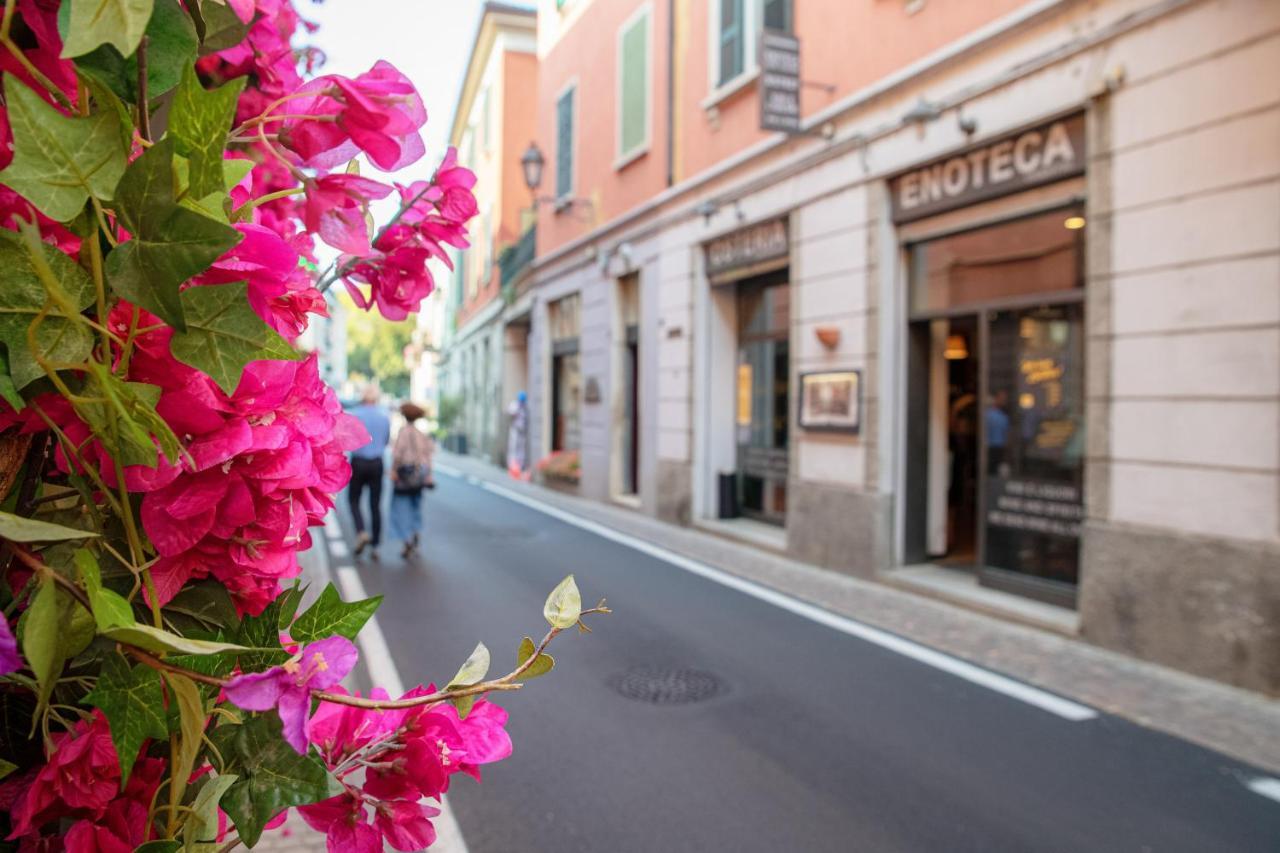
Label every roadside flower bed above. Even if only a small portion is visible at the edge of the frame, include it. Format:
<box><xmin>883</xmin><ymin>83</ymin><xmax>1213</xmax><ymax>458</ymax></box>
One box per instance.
<box><xmin>536</xmin><ymin>450</ymin><xmax>582</xmax><ymax>485</ymax></box>
<box><xmin>0</xmin><ymin>1</ymin><xmax>605</xmax><ymax>849</ymax></box>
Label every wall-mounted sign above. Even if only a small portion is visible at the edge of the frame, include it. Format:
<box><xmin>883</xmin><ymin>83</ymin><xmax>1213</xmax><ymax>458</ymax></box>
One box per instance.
<box><xmin>584</xmin><ymin>376</ymin><xmax>601</xmax><ymax>404</ymax></box>
<box><xmin>985</xmin><ymin>477</ymin><xmax>1082</xmax><ymax>539</ymax></box>
<box><xmin>706</xmin><ymin>217</ymin><xmax>789</xmax><ymax>284</ymax></box>
<box><xmin>759</xmin><ymin>29</ymin><xmax>801</xmax><ymax>133</ymax></box>
<box><xmin>798</xmin><ymin>370</ymin><xmax>861</xmax><ymax>433</ymax></box>
<box><xmin>890</xmin><ymin>113</ymin><xmax>1086</xmax><ymax>223</ymax></box>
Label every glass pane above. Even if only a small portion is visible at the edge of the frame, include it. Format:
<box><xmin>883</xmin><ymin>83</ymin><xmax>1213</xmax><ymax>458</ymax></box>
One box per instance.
<box><xmin>556</xmin><ymin>91</ymin><xmax>574</xmax><ymax>198</ymax></box>
<box><xmin>719</xmin><ymin>0</ymin><xmax>743</xmax><ymax>84</ymax></box>
<box><xmin>763</xmin><ymin>0</ymin><xmax>791</xmax><ymax>31</ymax></box>
<box><xmin>983</xmin><ymin>303</ymin><xmax>1084</xmax><ymax>586</ymax></box>
<box><xmin>620</xmin><ymin>15</ymin><xmax>648</xmax><ymax>155</ymax></box>
<box><xmin>909</xmin><ymin>206</ymin><xmax>1083</xmax><ymax>315</ymax></box>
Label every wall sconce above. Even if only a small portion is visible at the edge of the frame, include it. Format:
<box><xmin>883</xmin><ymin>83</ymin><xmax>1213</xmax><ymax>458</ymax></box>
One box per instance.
<box><xmin>944</xmin><ymin>333</ymin><xmax>969</xmax><ymax>360</ymax></box>
<box><xmin>521</xmin><ymin>141</ymin><xmax>592</xmax><ymax>214</ymax></box>
<box><xmin>815</xmin><ymin>326</ymin><xmax>840</xmax><ymax>350</ymax></box>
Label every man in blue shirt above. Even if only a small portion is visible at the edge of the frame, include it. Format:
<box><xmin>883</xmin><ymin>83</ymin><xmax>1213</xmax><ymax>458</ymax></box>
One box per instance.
<box><xmin>986</xmin><ymin>389</ymin><xmax>1011</xmax><ymax>475</ymax></box>
<box><xmin>349</xmin><ymin>385</ymin><xmax>391</xmax><ymax>557</ymax></box>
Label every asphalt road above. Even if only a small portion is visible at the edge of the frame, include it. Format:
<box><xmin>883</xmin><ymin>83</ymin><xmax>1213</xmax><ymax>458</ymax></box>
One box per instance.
<box><xmin>333</xmin><ymin>470</ymin><xmax>1280</xmax><ymax>853</ymax></box>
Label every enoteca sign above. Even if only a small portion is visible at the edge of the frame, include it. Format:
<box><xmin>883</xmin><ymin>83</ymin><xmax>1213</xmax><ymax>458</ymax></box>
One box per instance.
<box><xmin>890</xmin><ymin>113</ymin><xmax>1086</xmax><ymax>223</ymax></box>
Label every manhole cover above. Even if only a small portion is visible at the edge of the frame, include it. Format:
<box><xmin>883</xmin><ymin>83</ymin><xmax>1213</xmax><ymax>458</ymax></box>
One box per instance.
<box><xmin>608</xmin><ymin>666</ymin><xmax>726</xmax><ymax>705</ymax></box>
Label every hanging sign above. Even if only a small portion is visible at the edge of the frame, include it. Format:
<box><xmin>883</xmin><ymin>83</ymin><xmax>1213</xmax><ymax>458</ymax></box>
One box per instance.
<box><xmin>890</xmin><ymin>113</ymin><xmax>1086</xmax><ymax>223</ymax></box>
<box><xmin>759</xmin><ymin>29</ymin><xmax>801</xmax><ymax>133</ymax></box>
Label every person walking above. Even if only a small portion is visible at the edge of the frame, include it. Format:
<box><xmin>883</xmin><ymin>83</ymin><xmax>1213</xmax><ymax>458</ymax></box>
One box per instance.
<box><xmin>348</xmin><ymin>385</ymin><xmax>390</xmax><ymax>558</ymax></box>
<box><xmin>506</xmin><ymin>391</ymin><xmax>529</xmax><ymax>480</ymax></box>
<box><xmin>390</xmin><ymin>402</ymin><xmax>435</xmax><ymax>558</ymax></box>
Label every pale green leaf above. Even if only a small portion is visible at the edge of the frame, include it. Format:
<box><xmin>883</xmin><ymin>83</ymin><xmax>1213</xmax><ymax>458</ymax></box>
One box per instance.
<box><xmin>210</xmin><ymin>714</ymin><xmax>333</xmax><ymax>847</ymax></box>
<box><xmin>289</xmin><ymin>583</ymin><xmax>381</xmax><ymax>644</ymax></box>
<box><xmin>60</xmin><ymin>0</ymin><xmax>154</xmax><ymax>58</ymax></box>
<box><xmin>517</xmin><ymin>636</ymin><xmax>555</xmax><ymax>680</ymax></box>
<box><xmin>448</xmin><ymin>642</ymin><xmax>490</xmax><ymax>688</ymax></box>
<box><xmin>82</xmin><ymin>651</ymin><xmax>167</xmax><ymax>784</ymax></box>
<box><xmin>66</xmin><ymin>0</ymin><xmax>197</xmax><ymax>102</ymax></box>
<box><xmin>164</xmin><ymin>672</ymin><xmax>206</xmax><ymax>814</ymax></box>
<box><xmin>543</xmin><ymin>574</ymin><xmax>582</xmax><ymax>629</ymax></box>
<box><xmin>21</xmin><ymin>580</ymin><xmax>63</xmax><ymax>709</ymax></box>
<box><xmin>104</xmin><ymin>137</ymin><xmax>242</xmax><ymax>331</ymax></box>
<box><xmin>183</xmin><ymin>773</ymin><xmax>238</xmax><ymax>852</ymax></box>
<box><xmin>0</xmin><ymin>348</ymin><xmax>23</xmax><ymax>411</ymax></box>
<box><xmin>104</xmin><ymin>623</ymin><xmax>247</xmax><ymax>655</ymax></box>
<box><xmin>0</xmin><ymin>74</ymin><xmax>127</xmax><ymax>221</ymax></box>
<box><xmin>168</xmin><ymin>280</ymin><xmax>299</xmax><ymax>394</ymax></box>
<box><xmin>171</xmin><ymin>65</ymin><xmax>246</xmax><ymax>199</ymax></box>
<box><xmin>0</xmin><ymin>758</ymin><xmax>17</xmax><ymax>781</ymax></box>
<box><xmin>74</xmin><ymin>548</ymin><xmax>135</xmax><ymax>631</ymax></box>
<box><xmin>0</xmin><ymin>510</ymin><xmax>99</xmax><ymax>542</ymax></box>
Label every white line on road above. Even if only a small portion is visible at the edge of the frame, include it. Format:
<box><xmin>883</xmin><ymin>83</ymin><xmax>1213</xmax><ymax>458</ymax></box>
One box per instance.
<box><xmin>332</xmin><ymin>563</ymin><xmax>471</xmax><ymax>850</ymax></box>
<box><xmin>477</xmin><ymin>480</ymin><xmax>1098</xmax><ymax>723</ymax></box>
<box><xmin>327</xmin><ymin>536</ymin><xmax>349</xmax><ymax>559</ymax></box>
<box><xmin>324</xmin><ymin>511</ymin><xmax>343</xmax><ymax>540</ymax></box>
<box><xmin>1247</xmin><ymin>777</ymin><xmax>1280</xmax><ymax>804</ymax></box>
<box><xmin>434</xmin><ymin>463</ymin><xmax>462</xmax><ymax>478</ymax></box>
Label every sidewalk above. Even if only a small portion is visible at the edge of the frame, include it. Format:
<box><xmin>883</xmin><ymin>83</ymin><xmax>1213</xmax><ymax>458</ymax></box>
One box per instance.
<box><xmin>437</xmin><ymin>451</ymin><xmax>1280</xmax><ymax>776</ymax></box>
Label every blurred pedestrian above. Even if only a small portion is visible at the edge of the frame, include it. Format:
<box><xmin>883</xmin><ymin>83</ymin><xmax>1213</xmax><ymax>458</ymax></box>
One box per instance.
<box><xmin>506</xmin><ymin>391</ymin><xmax>529</xmax><ymax>480</ymax></box>
<box><xmin>390</xmin><ymin>402</ymin><xmax>435</xmax><ymax>558</ymax></box>
<box><xmin>349</xmin><ymin>385</ymin><xmax>390</xmax><ymax>558</ymax></box>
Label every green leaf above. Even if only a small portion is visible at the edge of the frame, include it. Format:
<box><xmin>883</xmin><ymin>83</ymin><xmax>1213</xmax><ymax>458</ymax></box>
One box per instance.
<box><xmin>233</xmin><ymin>597</ymin><xmax>290</xmax><ymax>672</ymax></box>
<box><xmin>74</xmin><ymin>548</ymin><xmax>135</xmax><ymax>631</ymax></box>
<box><xmin>73</xmin><ymin>362</ymin><xmax>183</xmax><ymax>468</ymax></box>
<box><xmin>103</xmin><ymin>623</ymin><xmax>247</xmax><ymax>655</ymax></box>
<box><xmin>543</xmin><ymin>574</ymin><xmax>582</xmax><ymax>629</ymax></box>
<box><xmin>165</xmin><ymin>580</ymin><xmax>238</xmax><ymax>631</ymax></box>
<box><xmin>223</xmin><ymin>159</ymin><xmax>253</xmax><ymax>191</ymax></box>
<box><xmin>170</xmin><ymin>66</ymin><xmax>246</xmax><ymax>199</ymax></box>
<box><xmin>164</xmin><ymin>672</ymin><xmax>206</xmax><ymax>808</ymax></box>
<box><xmin>137</xmin><ymin>842</ymin><xmax>182</xmax><ymax>853</ymax></box>
<box><xmin>59</xmin><ymin>0</ymin><xmax>154</xmax><ymax>58</ymax></box>
<box><xmin>20</xmin><ymin>580</ymin><xmax>62</xmax><ymax>709</ymax></box>
<box><xmin>290</xmin><ymin>583</ymin><xmax>381</xmax><ymax>644</ymax></box>
<box><xmin>0</xmin><ymin>757</ymin><xmax>17</xmax><ymax>781</ymax></box>
<box><xmin>197</xmin><ymin>0</ymin><xmax>249</xmax><ymax>54</ymax></box>
<box><xmin>168</xmin><ymin>280</ymin><xmax>299</xmax><ymax>394</ymax></box>
<box><xmin>211</xmin><ymin>714</ymin><xmax>333</xmax><ymax>848</ymax></box>
<box><xmin>0</xmin><ymin>348</ymin><xmax>25</xmax><ymax>411</ymax></box>
<box><xmin>66</xmin><ymin>0</ymin><xmax>197</xmax><ymax>102</ymax></box>
<box><xmin>448</xmin><ymin>642</ymin><xmax>490</xmax><ymax>688</ymax></box>
<box><xmin>105</xmin><ymin>137</ymin><xmax>242</xmax><ymax>330</ymax></box>
<box><xmin>0</xmin><ymin>225</ymin><xmax>97</xmax><ymax>390</ymax></box>
<box><xmin>0</xmin><ymin>510</ymin><xmax>100</xmax><ymax>542</ymax></box>
<box><xmin>183</xmin><ymin>773</ymin><xmax>238</xmax><ymax>852</ymax></box>
<box><xmin>0</xmin><ymin>74</ymin><xmax>128</xmax><ymax>221</ymax></box>
<box><xmin>517</xmin><ymin>636</ymin><xmax>555</xmax><ymax>680</ymax></box>
<box><xmin>82</xmin><ymin>651</ymin><xmax>167</xmax><ymax>784</ymax></box>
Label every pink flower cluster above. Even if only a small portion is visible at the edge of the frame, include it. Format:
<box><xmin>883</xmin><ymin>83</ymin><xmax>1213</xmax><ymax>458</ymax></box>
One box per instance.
<box><xmin>298</xmin><ymin>687</ymin><xmax>512</xmax><ymax>852</ymax></box>
<box><xmin>4</xmin><ymin>712</ymin><xmax>165</xmax><ymax>850</ymax></box>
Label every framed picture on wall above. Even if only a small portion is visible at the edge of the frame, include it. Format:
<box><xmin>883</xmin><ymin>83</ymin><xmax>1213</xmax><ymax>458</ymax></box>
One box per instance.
<box><xmin>799</xmin><ymin>370</ymin><xmax>861</xmax><ymax>433</ymax></box>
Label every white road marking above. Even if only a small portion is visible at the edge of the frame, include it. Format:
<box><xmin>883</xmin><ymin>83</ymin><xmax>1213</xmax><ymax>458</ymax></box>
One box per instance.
<box><xmin>1247</xmin><ymin>777</ymin><xmax>1280</xmax><ymax>804</ymax></box>
<box><xmin>434</xmin><ymin>463</ymin><xmax>462</xmax><ymax>478</ymax></box>
<box><xmin>477</xmin><ymin>480</ymin><xmax>1098</xmax><ymax>723</ymax></box>
<box><xmin>332</xmin><ymin>563</ymin><xmax>471</xmax><ymax>852</ymax></box>
<box><xmin>465</xmin><ymin>475</ymin><xmax>481</xmax><ymax>486</ymax></box>
<box><xmin>328</xmin><ymin>536</ymin><xmax>349</xmax><ymax>559</ymax></box>
<box><xmin>324</xmin><ymin>511</ymin><xmax>343</xmax><ymax>539</ymax></box>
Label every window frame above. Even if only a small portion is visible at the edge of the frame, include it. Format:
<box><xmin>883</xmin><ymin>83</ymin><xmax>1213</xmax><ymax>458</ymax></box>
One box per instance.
<box><xmin>705</xmin><ymin>0</ymin><xmax>793</xmax><ymax>106</ymax></box>
<box><xmin>554</xmin><ymin>79</ymin><xmax>578</xmax><ymax>204</ymax></box>
<box><xmin>614</xmin><ymin>3</ymin><xmax>653</xmax><ymax>170</ymax></box>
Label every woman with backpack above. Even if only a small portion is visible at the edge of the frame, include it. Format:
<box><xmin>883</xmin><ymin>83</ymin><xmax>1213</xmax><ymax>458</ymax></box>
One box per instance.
<box><xmin>389</xmin><ymin>402</ymin><xmax>435</xmax><ymax>558</ymax></box>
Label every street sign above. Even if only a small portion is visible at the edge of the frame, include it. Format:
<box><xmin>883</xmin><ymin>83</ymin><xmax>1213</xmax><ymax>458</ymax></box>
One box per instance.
<box><xmin>759</xmin><ymin>29</ymin><xmax>801</xmax><ymax>133</ymax></box>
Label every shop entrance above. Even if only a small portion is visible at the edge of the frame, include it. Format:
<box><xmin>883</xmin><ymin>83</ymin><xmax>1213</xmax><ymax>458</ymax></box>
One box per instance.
<box><xmin>904</xmin><ymin>204</ymin><xmax>1085</xmax><ymax>607</ymax></box>
<box><xmin>735</xmin><ymin>270</ymin><xmax>790</xmax><ymax>525</ymax></box>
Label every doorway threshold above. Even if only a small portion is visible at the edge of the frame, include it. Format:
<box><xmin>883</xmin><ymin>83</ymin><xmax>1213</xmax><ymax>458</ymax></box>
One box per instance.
<box><xmin>883</xmin><ymin>563</ymin><xmax>1079</xmax><ymax>636</ymax></box>
<box><xmin>693</xmin><ymin>516</ymin><xmax>788</xmax><ymax>555</ymax></box>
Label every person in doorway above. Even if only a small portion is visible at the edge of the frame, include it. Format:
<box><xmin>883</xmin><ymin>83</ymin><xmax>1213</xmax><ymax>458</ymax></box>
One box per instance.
<box><xmin>506</xmin><ymin>391</ymin><xmax>529</xmax><ymax>480</ymax></box>
<box><xmin>349</xmin><ymin>385</ymin><xmax>390</xmax><ymax>558</ymax></box>
<box><xmin>390</xmin><ymin>402</ymin><xmax>435</xmax><ymax>558</ymax></box>
<box><xmin>985</xmin><ymin>389</ymin><xmax>1011</xmax><ymax>475</ymax></box>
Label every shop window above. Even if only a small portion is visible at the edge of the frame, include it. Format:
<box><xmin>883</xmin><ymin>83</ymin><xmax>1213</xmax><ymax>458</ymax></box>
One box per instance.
<box><xmin>617</xmin><ymin>6</ymin><xmax>651</xmax><ymax>166</ymax></box>
<box><xmin>549</xmin><ymin>294</ymin><xmax>582</xmax><ymax>453</ymax></box>
<box><xmin>555</xmin><ymin>85</ymin><xmax>576</xmax><ymax>201</ymax></box>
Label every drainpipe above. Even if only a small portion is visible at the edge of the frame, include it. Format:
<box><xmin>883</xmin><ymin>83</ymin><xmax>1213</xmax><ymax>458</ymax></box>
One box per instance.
<box><xmin>665</xmin><ymin>0</ymin><xmax>676</xmax><ymax>187</ymax></box>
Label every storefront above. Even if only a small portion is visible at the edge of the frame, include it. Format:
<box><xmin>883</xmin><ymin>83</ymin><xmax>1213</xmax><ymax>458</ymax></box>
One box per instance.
<box><xmin>548</xmin><ymin>293</ymin><xmax>581</xmax><ymax>453</ymax></box>
<box><xmin>893</xmin><ymin>114</ymin><xmax>1087</xmax><ymax>607</ymax></box>
<box><xmin>705</xmin><ymin>218</ymin><xmax>792</xmax><ymax>525</ymax></box>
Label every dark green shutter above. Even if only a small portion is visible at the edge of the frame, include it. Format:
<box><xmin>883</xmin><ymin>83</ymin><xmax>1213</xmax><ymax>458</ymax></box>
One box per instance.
<box><xmin>763</xmin><ymin>0</ymin><xmax>792</xmax><ymax>32</ymax></box>
<box><xmin>619</xmin><ymin>12</ymin><xmax>648</xmax><ymax>158</ymax></box>
<box><xmin>719</xmin><ymin>0</ymin><xmax>744</xmax><ymax>85</ymax></box>
<box><xmin>556</xmin><ymin>89</ymin><xmax>574</xmax><ymax>198</ymax></box>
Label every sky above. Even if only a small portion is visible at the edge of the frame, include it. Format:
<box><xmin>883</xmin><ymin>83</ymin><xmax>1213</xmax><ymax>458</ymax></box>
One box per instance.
<box><xmin>304</xmin><ymin>0</ymin><xmax>486</xmax><ymax>184</ymax></box>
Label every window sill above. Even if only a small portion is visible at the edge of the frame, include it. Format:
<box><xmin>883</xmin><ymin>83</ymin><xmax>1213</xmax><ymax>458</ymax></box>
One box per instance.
<box><xmin>613</xmin><ymin>144</ymin><xmax>650</xmax><ymax>173</ymax></box>
<box><xmin>699</xmin><ymin>68</ymin><xmax>760</xmax><ymax>112</ymax></box>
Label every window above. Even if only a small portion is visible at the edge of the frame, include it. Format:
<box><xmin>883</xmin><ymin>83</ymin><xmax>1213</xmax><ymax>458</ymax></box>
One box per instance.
<box><xmin>617</xmin><ymin>6</ymin><xmax>651</xmax><ymax>165</ymax></box>
<box><xmin>762</xmin><ymin>0</ymin><xmax>792</xmax><ymax>32</ymax></box>
<box><xmin>718</xmin><ymin>0</ymin><xmax>745</xmax><ymax>86</ymax></box>
<box><xmin>555</xmin><ymin>85</ymin><xmax>575</xmax><ymax>200</ymax></box>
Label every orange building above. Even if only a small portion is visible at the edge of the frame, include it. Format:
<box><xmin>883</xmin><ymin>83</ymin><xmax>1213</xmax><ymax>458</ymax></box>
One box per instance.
<box><xmin>438</xmin><ymin>2</ymin><xmax>538</xmax><ymax>461</ymax></box>
<box><xmin>502</xmin><ymin>0</ymin><xmax>1280</xmax><ymax>693</ymax></box>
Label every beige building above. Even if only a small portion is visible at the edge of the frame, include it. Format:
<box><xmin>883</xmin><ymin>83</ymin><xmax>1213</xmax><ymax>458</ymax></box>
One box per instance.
<box><xmin>516</xmin><ymin>0</ymin><xmax>1278</xmax><ymax>693</ymax></box>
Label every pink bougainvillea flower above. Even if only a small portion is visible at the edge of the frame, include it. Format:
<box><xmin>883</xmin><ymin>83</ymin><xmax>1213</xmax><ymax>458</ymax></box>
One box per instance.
<box><xmin>375</xmin><ymin>800</ymin><xmax>440</xmax><ymax>852</ymax></box>
<box><xmin>0</xmin><ymin>615</ymin><xmax>20</xmax><ymax>675</ymax></box>
<box><xmin>224</xmin><ymin>636</ymin><xmax>358</xmax><ymax>753</ymax></box>
<box><xmin>303</xmin><ymin>174</ymin><xmax>393</xmax><ymax>255</ymax></box>
<box><xmin>8</xmin><ymin>713</ymin><xmax>120</xmax><ymax>839</ymax></box>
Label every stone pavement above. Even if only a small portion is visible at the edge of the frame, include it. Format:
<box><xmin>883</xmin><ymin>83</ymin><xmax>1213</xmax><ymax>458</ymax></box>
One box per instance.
<box><xmin>437</xmin><ymin>451</ymin><xmax>1280</xmax><ymax>776</ymax></box>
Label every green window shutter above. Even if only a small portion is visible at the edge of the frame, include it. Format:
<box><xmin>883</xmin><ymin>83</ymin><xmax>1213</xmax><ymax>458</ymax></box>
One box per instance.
<box><xmin>556</xmin><ymin>89</ymin><xmax>574</xmax><ymax>198</ymax></box>
<box><xmin>763</xmin><ymin>0</ymin><xmax>792</xmax><ymax>32</ymax></box>
<box><xmin>719</xmin><ymin>0</ymin><xmax>744</xmax><ymax>85</ymax></box>
<box><xmin>619</xmin><ymin>12</ymin><xmax>649</xmax><ymax>159</ymax></box>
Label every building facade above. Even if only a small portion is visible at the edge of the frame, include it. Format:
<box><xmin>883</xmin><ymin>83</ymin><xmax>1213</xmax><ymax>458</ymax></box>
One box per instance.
<box><xmin>515</xmin><ymin>0</ymin><xmax>1279</xmax><ymax>693</ymax></box>
<box><xmin>438</xmin><ymin>2</ymin><xmax>538</xmax><ymax>459</ymax></box>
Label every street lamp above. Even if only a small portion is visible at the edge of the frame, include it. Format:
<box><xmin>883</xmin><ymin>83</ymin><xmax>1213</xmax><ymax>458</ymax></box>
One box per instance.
<box><xmin>521</xmin><ymin>142</ymin><xmax>544</xmax><ymax>195</ymax></box>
